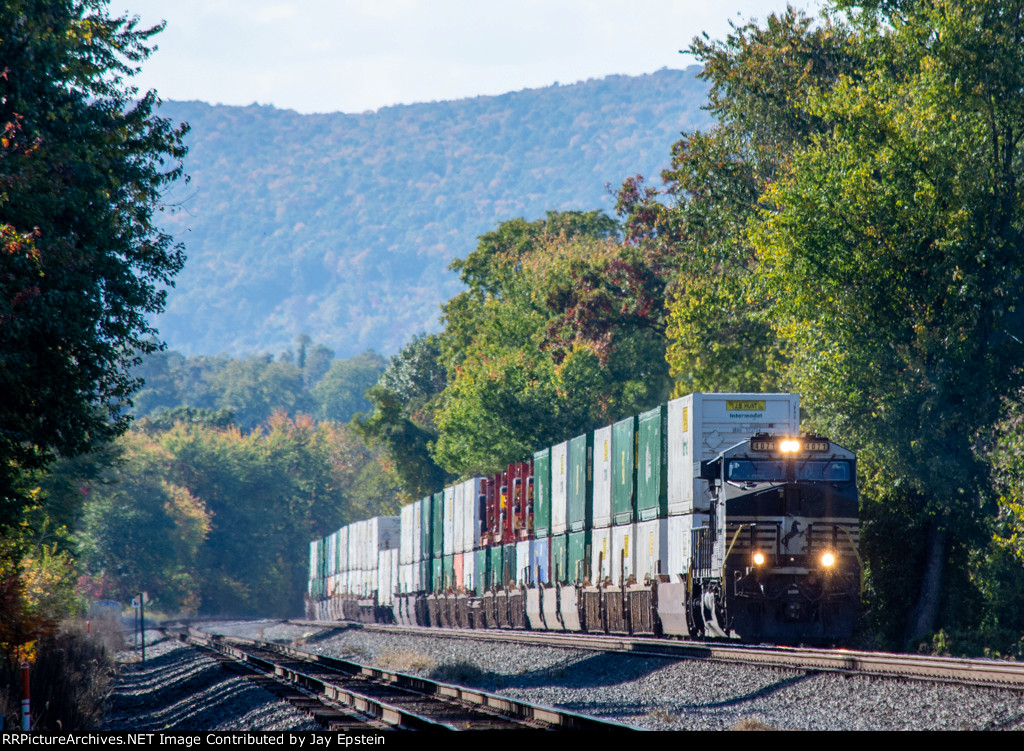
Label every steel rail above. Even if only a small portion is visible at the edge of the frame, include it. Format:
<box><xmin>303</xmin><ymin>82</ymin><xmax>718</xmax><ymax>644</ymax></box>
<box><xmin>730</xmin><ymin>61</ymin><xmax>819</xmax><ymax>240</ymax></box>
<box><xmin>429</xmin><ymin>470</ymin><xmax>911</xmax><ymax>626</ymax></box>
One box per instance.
<box><xmin>290</xmin><ymin>621</ymin><xmax>1024</xmax><ymax>690</ymax></box>
<box><xmin>183</xmin><ymin>628</ymin><xmax>637</xmax><ymax>730</ymax></box>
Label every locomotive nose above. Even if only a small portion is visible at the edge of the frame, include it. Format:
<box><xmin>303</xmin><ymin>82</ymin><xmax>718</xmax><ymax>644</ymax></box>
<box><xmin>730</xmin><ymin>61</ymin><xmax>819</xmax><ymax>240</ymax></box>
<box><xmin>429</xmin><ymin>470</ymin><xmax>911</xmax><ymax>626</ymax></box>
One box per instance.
<box><xmin>782</xmin><ymin>600</ymin><xmax>808</xmax><ymax>622</ymax></box>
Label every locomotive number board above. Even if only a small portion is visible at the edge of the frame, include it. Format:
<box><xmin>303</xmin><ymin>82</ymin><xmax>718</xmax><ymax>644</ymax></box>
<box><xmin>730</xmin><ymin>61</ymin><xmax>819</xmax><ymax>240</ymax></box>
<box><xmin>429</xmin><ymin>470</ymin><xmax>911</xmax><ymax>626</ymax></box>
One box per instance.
<box><xmin>750</xmin><ymin>438</ymin><xmax>831</xmax><ymax>452</ymax></box>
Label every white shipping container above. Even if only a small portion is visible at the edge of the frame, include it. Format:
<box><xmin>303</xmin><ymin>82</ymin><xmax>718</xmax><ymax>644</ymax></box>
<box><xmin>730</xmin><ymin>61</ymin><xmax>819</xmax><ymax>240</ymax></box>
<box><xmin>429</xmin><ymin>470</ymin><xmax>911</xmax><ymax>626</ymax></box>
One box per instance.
<box><xmin>453</xmin><ymin>481</ymin><xmax>465</xmax><ymax>553</ymax></box>
<box><xmin>666</xmin><ymin>513</ymin><xmax>707</xmax><ymax>578</ymax></box>
<box><xmin>516</xmin><ymin>539</ymin><xmax>535</xmax><ymax>586</ymax></box>
<box><xmin>356</xmin><ymin>519</ymin><xmax>369</xmax><ymax>571</ymax></box>
<box><xmin>667</xmin><ymin>393</ymin><xmax>800</xmax><ymax>514</ymax></box>
<box><xmin>326</xmin><ymin>532</ymin><xmax>337</xmax><ymax>577</ymax></box>
<box><xmin>635</xmin><ymin>517</ymin><xmax>670</xmax><ymax>581</ymax></box>
<box><xmin>363</xmin><ymin>516</ymin><xmax>400</xmax><ymax>572</ymax></box>
<box><xmin>443</xmin><ymin>486</ymin><xmax>456</xmax><ymax>556</ymax></box>
<box><xmin>463</xmin><ymin>548</ymin><xmax>476</xmax><ymax>593</ymax></box>
<box><xmin>338</xmin><ymin>526</ymin><xmax>349</xmax><ymax>573</ymax></box>
<box><xmin>460</xmin><ymin>478</ymin><xmax>485</xmax><ymax>553</ymax></box>
<box><xmin>611</xmin><ymin>522</ymin><xmax>637</xmax><ymax>585</ymax></box>
<box><xmin>591</xmin><ymin>527</ymin><xmax>612</xmax><ymax>583</ymax></box>
<box><xmin>377</xmin><ymin>550</ymin><xmax>390</xmax><ymax>605</ymax></box>
<box><xmin>362</xmin><ymin>521</ymin><xmax>372</xmax><ymax>572</ymax></box>
<box><xmin>377</xmin><ymin>549</ymin><xmax>398</xmax><ymax>606</ymax></box>
<box><xmin>398</xmin><ymin>562</ymin><xmax>413</xmax><ymax>595</ymax></box>
<box><xmin>400</xmin><ymin>504</ymin><xmax>415</xmax><ymax>565</ymax></box>
<box><xmin>389</xmin><ymin>549</ymin><xmax>398</xmax><ymax>601</ymax></box>
<box><xmin>592</xmin><ymin>426</ymin><xmax>613</xmax><ymax>528</ymax></box>
<box><xmin>413</xmin><ymin>498</ymin><xmax>423</xmax><ymax>563</ymax></box>
<box><xmin>355</xmin><ymin>521</ymin><xmax>363</xmax><ymax>572</ymax></box>
<box><xmin>551</xmin><ymin>441</ymin><xmax>568</xmax><ymax>535</ymax></box>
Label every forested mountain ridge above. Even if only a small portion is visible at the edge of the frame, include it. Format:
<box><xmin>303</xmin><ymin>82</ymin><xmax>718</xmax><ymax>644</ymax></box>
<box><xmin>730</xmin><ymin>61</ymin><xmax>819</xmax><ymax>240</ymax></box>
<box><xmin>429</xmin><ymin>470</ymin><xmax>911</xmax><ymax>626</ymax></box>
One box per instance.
<box><xmin>154</xmin><ymin>67</ymin><xmax>712</xmax><ymax>357</ymax></box>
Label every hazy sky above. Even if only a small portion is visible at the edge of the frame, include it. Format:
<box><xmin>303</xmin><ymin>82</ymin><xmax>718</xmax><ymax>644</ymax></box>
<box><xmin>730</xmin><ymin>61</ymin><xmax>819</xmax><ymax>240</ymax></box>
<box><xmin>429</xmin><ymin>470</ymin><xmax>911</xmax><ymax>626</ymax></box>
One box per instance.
<box><xmin>106</xmin><ymin>0</ymin><xmax>824</xmax><ymax>114</ymax></box>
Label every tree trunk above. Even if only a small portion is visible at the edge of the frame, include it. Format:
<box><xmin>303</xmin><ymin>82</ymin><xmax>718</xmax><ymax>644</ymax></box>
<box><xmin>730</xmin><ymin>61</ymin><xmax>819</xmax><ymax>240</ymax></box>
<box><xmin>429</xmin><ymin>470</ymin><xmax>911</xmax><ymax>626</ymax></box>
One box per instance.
<box><xmin>903</xmin><ymin>523</ymin><xmax>947</xmax><ymax>651</ymax></box>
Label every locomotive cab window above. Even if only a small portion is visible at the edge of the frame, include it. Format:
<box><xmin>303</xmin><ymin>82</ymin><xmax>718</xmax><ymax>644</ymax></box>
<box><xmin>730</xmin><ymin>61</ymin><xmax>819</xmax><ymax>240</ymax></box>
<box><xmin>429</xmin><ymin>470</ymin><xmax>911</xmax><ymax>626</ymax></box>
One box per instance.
<box><xmin>727</xmin><ymin>459</ymin><xmax>786</xmax><ymax>482</ymax></box>
<box><xmin>727</xmin><ymin>458</ymin><xmax>852</xmax><ymax>483</ymax></box>
<box><xmin>796</xmin><ymin>460</ymin><xmax>851</xmax><ymax>482</ymax></box>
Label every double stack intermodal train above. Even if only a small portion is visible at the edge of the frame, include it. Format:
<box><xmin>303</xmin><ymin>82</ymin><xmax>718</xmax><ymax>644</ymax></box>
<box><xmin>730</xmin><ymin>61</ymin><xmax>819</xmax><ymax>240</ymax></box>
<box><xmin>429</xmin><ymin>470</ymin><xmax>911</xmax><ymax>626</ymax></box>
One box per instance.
<box><xmin>306</xmin><ymin>393</ymin><xmax>861</xmax><ymax>642</ymax></box>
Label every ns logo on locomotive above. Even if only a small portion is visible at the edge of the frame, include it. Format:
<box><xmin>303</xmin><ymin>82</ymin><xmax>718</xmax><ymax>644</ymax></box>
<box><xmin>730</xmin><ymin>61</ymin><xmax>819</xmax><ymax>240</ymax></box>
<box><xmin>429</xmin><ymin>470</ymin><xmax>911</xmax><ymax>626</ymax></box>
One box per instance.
<box><xmin>307</xmin><ymin>393</ymin><xmax>860</xmax><ymax>643</ymax></box>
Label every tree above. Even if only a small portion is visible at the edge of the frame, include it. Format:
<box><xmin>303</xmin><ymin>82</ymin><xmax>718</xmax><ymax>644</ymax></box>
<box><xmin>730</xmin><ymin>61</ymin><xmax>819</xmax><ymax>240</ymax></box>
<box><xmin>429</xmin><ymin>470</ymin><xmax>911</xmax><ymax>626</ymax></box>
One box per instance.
<box><xmin>616</xmin><ymin>8</ymin><xmax>856</xmax><ymax>394</ymax></box>
<box><xmin>353</xmin><ymin>335</ymin><xmax>451</xmax><ymax>500</ymax></box>
<box><xmin>0</xmin><ymin>0</ymin><xmax>188</xmax><ymax>522</ymax></box>
<box><xmin>78</xmin><ymin>432</ymin><xmax>209</xmax><ymax>612</ymax></box>
<box><xmin>313</xmin><ymin>351</ymin><xmax>386</xmax><ymax>423</ymax></box>
<box><xmin>209</xmin><ymin>355</ymin><xmax>309</xmax><ymax>430</ymax></box>
<box><xmin>434</xmin><ymin>216</ymin><xmax>671</xmax><ymax>477</ymax></box>
<box><xmin>752</xmin><ymin>0</ymin><xmax>1024</xmax><ymax>647</ymax></box>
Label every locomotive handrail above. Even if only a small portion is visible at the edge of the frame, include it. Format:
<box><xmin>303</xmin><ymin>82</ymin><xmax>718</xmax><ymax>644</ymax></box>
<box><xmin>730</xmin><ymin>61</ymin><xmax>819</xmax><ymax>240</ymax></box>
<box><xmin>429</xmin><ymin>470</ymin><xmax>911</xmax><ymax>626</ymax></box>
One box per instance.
<box><xmin>722</xmin><ymin>523</ymin><xmax>750</xmax><ymax>592</ymax></box>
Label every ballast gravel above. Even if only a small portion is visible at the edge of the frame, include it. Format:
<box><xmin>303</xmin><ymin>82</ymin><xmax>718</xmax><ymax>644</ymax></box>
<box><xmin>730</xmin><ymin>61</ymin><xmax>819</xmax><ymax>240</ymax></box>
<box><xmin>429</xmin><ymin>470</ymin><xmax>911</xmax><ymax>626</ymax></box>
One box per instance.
<box><xmin>188</xmin><ymin>620</ymin><xmax>1024</xmax><ymax>731</ymax></box>
<box><xmin>101</xmin><ymin>633</ymin><xmax>319</xmax><ymax>731</ymax></box>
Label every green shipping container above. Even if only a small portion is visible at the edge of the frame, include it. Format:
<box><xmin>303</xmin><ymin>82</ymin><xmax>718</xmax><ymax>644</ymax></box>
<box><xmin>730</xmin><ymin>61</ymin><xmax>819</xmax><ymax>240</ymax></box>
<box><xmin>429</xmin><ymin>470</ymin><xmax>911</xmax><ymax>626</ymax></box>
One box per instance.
<box><xmin>432</xmin><ymin>556</ymin><xmax>443</xmax><ymax>594</ymax></box>
<box><xmin>502</xmin><ymin>543</ymin><xmax>517</xmax><ymax>585</ymax></box>
<box><xmin>533</xmin><ymin>447</ymin><xmax>551</xmax><ymax>537</ymax></box>
<box><xmin>550</xmin><ymin>533</ymin><xmax>568</xmax><ymax>585</ymax></box>
<box><xmin>420</xmin><ymin>559</ymin><xmax>432</xmax><ymax>594</ymax></box>
<box><xmin>474</xmin><ymin>548</ymin><xmax>489</xmax><ymax>595</ymax></box>
<box><xmin>420</xmin><ymin>495</ymin><xmax>432</xmax><ymax>563</ymax></box>
<box><xmin>567</xmin><ymin>529</ymin><xmax>592</xmax><ymax>584</ymax></box>
<box><xmin>568</xmin><ymin>433</ymin><xmax>593</xmax><ymax>532</ymax></box>
<box><xmin>612</xmin><ymin>415</ymin><xmax>637</xmax><ymax>524</ymax></box>
<box><xmin>443</xmin><ymin>554</ymin><xmax>455</xmax><ymax>592</ymax></box>
<box><xmin>432</xmin><ymin>491</ymin><xmax>445</xmax><ymax>558</ymax></box>
<box><xmin>637</xmin><ymin>405</ymin><xmax>669</xmax><ymax>520</ymax></box>
<box><xmin>488</xmin><ymin>544</ymin><xmax>504</xmax><ymax>589</ymax></box>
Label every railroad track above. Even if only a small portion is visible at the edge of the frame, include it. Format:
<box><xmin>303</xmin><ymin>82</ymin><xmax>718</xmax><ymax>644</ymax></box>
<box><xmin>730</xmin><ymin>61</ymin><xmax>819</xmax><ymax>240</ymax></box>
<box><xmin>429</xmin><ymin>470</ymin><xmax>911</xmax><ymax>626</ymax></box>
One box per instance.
<box><xmin>179</xmin><ymin>628</ymin><xmax>636</xmax><ymax>731</ymax></box>
<box><xmin>285</xmin><ymin>620</ymin><xmax>1024</xmax><ymax>690</ymax></box>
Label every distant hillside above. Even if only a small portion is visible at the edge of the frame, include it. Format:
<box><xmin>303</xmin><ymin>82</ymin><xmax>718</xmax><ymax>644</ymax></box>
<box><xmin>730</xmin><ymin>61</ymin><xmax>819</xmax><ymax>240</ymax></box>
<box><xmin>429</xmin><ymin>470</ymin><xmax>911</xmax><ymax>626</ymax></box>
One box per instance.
<box><xmin>153</xmin><ymin>67</ymin><xmax>713</xmax><ymax>358</ymax></box>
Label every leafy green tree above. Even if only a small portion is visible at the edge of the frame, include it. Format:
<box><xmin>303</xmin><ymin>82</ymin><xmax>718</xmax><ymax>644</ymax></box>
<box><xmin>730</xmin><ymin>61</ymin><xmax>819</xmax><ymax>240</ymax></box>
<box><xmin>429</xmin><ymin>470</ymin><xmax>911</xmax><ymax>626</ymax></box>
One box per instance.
<box><xmin>0</xmin><ymin>0</ymin><xmax>187</xmax><ymax>522</ymax></box>
<box><xmin>752</xmin><ymin>0</ymin><xmax>1024</xmax><ymax>647</ymax></box>
<box><xmin>313</xmin><ymin>351</ymin><xmax>386</xmax><ymax>423</ymax></box>
<box><xmin>303</xmin><ymin>343</ymin><xmax>335</xmax><ymax>390</ymax></box>
<box><xmin>353</xmin><ymin>335</ymin><xmax>450</xmax><ymax>500</ymax></box>
<box><xmin>434</xmin><ymin>218</ymin><xmax>670</xmax><ymax>477</ymax></box>
<box><xmin>449</xmin><ymin>210</ymin><xmax>618</xmax><ymax>299</ymax></box>
<box><xmin>355</xmin><ymin>384</ymin><xmax>451</xmax><ymax>501</ymax></box>
<box><xmin>208</xmin><ymin>355</ymin><xmax>309</xmax><ymax>430</ymax></box>
<box><xmin>376</xmin><ymin>334</ymin><xmax>447</xmax><ymax>418</ymax></box>
<box><xmin>992</xmin><ymin>399</ymin><xmax>1024</xmax><ymax>570</ymax></box>
<box><xmin>77</xmin><ymin>433</ymin><xmax>209</xmax><ymax>612</ymax></box>
<box><xmin>77</xmin><ymin>414</ymin><xmax>398</xmax><ymax>616</ymax></box>
<box><xmin>616</xmin><ymin>8</ymin><xmax>856</xmax><ymax>394</ymax></box>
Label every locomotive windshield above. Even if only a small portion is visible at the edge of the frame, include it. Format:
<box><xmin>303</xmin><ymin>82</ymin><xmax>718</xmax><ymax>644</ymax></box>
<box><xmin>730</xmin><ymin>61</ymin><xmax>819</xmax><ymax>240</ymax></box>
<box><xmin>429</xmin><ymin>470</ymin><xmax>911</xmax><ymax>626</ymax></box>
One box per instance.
<box><xmin>727</xmin><ymin>459</ymin><xmax>851</xmax><ymax>483</ymax></box>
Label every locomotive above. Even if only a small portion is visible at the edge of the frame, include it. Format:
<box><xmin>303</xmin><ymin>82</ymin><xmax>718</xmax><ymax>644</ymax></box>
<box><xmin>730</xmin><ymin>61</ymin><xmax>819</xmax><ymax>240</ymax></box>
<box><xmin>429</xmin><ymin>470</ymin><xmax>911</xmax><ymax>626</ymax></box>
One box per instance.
<box><xmin>690</xmin><ymin>433</ymin><xmax>860</xmax><ymax>641</ymax></box>
<box><xmin>306</xmin><ymin>393</ymin><xmax>860</xmax><ymax>643</ymax></box>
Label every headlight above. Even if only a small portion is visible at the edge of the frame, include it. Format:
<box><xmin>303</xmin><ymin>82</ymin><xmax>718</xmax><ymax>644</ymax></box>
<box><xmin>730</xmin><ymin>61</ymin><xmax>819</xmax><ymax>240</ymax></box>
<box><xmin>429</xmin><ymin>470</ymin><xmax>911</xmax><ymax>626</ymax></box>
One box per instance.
<box><xmin>753</xmin><ymin>552</ymin><xmax>765</xmax><ymax>566</ymax></box>
<box><xmin>780</xmin><ymin>439</ymin><xmax>801</xmax><ymax>453</ymax></box>
<box><xmin>821</xmin><ymin>552</ymin><xmax>835</xmax><ymax>567</ymax></box>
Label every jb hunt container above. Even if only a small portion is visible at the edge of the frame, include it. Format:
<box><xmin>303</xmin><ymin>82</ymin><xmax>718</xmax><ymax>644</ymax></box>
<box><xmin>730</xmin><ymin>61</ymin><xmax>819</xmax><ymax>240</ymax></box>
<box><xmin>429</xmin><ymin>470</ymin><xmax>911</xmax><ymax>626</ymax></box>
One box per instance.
<box><xmin>667</xmin><ymin>393</ymin><xmax>800</xmax><ymax>515</ymax></box>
